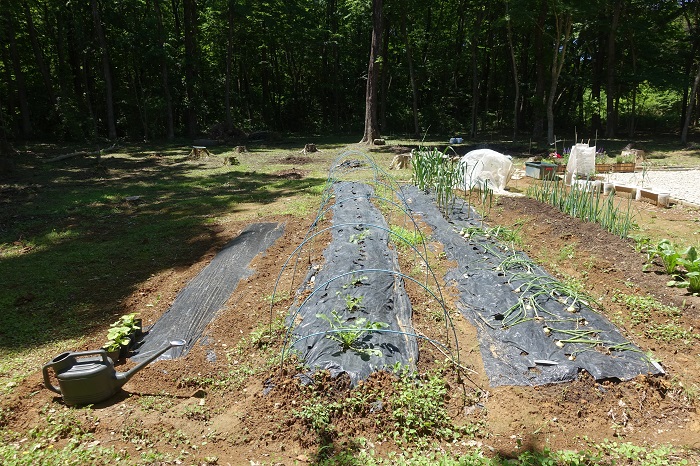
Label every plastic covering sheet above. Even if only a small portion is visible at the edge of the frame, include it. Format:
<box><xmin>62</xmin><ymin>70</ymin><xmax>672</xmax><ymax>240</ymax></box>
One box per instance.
<box><xmin>458</xmin><ymin>149</ymin><xmax>515</xmax><ymax>192</ymax></box>
<box><xmin>402</xmin><ymin>185</ymin><xmax>662</xmax><ymax>386</ymax></box>
<box><xmin>288</xmin><ymin>181</ymin><xmax>418</xmax><ymax>385</ymax></box>
<box><xmin>132</xmin><ymin>222</ymin><xmax>285</xmax><ymax>361</ymax></box>
<box><xmin>565</xmin><ymin>143</ymin><xmax>597</xmax><ymax>185</ymax></box>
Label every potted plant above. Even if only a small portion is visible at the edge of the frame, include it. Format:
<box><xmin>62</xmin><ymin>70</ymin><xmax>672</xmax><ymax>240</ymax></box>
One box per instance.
<box><xmin>101</xmin><ymin>313</ymin><xmax>141</xmax><ymax>360</ymax></box>
<box><xmin>116</xmin><ymin>313</ymin><xmax>142</xmax><ymax>343</ymax></box>
<box><xmin>102</xmin><ymin>340</ymin><xmax>123</xmax><ymax>362</ymax></box>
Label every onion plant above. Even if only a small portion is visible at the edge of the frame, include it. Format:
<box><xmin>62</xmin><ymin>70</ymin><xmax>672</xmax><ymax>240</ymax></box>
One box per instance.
<box><xmin>412</xmin><ymin>147</ymin><xmax>465</xmax><ymax>215</ymax></box>
<box><xmin>526</xmin><ymin>179</ymin><xmax>635</xmax><ymax>238</ymax></box>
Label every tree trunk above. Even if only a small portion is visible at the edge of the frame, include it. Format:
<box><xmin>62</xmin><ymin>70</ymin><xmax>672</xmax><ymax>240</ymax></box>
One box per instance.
<box><xmin>23</xmin><ymin>0</ymin><xmax>57</xmax><ymax>111</ymax></box>
<box><xmin>183</xmin><ymin>0</ymin><xmax>198</xmax><ymax>138</ymax></box>
<box><xmin>532</xmin><ymin>1</ymin><xmax>547</xmax><ymax>140</ymax></box>
<box><xmin>225</xmin><ymin>2</ymin><xmax>234</xmax><ymax>129</ymax></box>
<box><xmin>379</xmin><ymin>15</ymin><xmax>390</xmax><ymax>132</ymax></box>
<box><xmin>605</xmin><ymin>0</ymin><xmax>622</xmax><ymax>138</ymax></box>
<box><xmin>91</xmin><ymin>0</ymin><xmax>117</xmax><ymax>139</ymax></box>
<box><xmin>402</xmin><ymin>16</ymin><xmax>420</xmax><ymax>138</ymax></box>
<box><xmin>506</xmin><ymin>2</ymin><xmax>520</xmax><ymax>140</ymax></box>
<box><xmin>153</xmin><ymin>0</ymin><xmax>175</xmax><ymax>140</ymax></box>
<box><xmin>681</xmin><ymin>62</ymin><xmax>700</xmax><ymax>144</ymax></box>
<box><xmin>360</xmin><ymin>0</ymin><xmax>383</xmax><ymax>144</ymax></box>
<box><xmin>547</xmin><ymin>12</ymin><xmax>572</xmax><ymax>145</ymax></box>
<box><xmin>628</xmin><ymin>38</ymin><xmax>638</xmax><ymax>138</ymax></box>
<box><xmin>469</xmin><ymin>11</ymin><xmax>484</xmax><ymax>138</ymax></box>
<box><xmin>4</xmin><ymin>10</ymin><xmax>33</xmax><ymax>137</ymax></box>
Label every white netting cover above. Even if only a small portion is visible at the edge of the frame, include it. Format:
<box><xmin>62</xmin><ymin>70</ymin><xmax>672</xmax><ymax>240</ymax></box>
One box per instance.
<box><xmin>565</xmin><ymin>143</ymin><xmax>596</xmax><ymax>184</ymax></box>
<box><xmin>458</xmin><ymin>149</ymin><xmax>515</xmax><ymax>192</ymax></box>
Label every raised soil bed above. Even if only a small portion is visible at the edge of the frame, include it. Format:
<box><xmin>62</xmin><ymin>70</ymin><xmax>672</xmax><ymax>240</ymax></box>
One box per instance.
<box><xmin>553</xmin><ymin>163</ymin><xmax>636</xmax><ymax>174</ymax></box>
<box><xmin>594</xmin><ymin>162</ymin><xmax>636</xmax><ymax>173</ymax></box>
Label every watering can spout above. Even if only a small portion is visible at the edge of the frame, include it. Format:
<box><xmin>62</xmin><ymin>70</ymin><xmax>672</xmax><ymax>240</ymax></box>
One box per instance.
<box><xmin>116</xmin><ymin>339</ymin><xmax>186</xmax><ymax>386</ymax></box>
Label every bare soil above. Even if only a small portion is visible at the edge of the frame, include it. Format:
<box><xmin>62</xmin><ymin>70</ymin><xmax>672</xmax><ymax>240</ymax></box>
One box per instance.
<box><xmin>4</xmin><ymin>181</ymin><xmax>700</xmax><ymax>464</ymax></box>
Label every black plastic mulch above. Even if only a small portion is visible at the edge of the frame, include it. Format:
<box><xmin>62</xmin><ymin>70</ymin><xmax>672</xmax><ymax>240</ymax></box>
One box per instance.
<box><xmin>132</xmin><ymin>222</ymin><xmax>285</xmax><ymax>362</ymax></box>
<box><xmin>288</xmin><ymin>181</ymin><xmax>418</xmax><ymax>384</ymax></box>
<box><xmin>402</xmin><ymin>185</ymin><xmax>662</xmax><ymax>386</ymax></box>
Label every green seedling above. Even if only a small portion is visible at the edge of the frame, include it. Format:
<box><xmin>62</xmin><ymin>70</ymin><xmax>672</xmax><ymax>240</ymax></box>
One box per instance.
<box><xmin>672</xmin><ymin>246</ymin><xmax>700</xmax><ymax>293</ymax></box>
<box><xmin>316</xmin><ymin>310</ymin><xmax>388</xmax><ymax>357</ymax></box>
<box><xmin>644</xmin><ymin>239</ymin><xmax>682</xmax><ymax>274</ymax></box>
<box><xmin>342</xmin><ymin>275</ymin><xmax>369</xmax><ymax>289</ymax></box>
<box><xmin>343</xmin><ymin>294</ymin><xmax>364</xmax><ymax>311</ymax></box>
<box><xmin>349</xmin><ymin>229</ymin><xmax>371</xmax><ymax>244</ymax></box>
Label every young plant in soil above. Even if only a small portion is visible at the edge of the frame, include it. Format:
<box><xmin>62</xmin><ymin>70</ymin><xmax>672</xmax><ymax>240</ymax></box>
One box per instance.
<box><xmin>316</xmin><ymin>310</ymin><xmax>388</xmax><ymax>357</ymax></box>
<box><xmin>342</xmin><ymin>294</ymin><xmax>364</xmax><ymax>312</ymax></box>
<box><xmin>672</xmin><ymin>246</ymin><xmax>700</xmax><ymax>294</ymax></box>
<box><xmin>342</xmin><ymin>275</ymin><xmax>369</xmax><ymax>289</ymax></box>
<box><xmin>102</xmin><ymin>313</ymin><xmax>141</xmax><ymax>353</ymax></box>
<box><xmin>349</xmin><ymin>229</ymin><xmax>371</xmax><ymax>244</ymax></box>
<box><xmin>644</xmin><ymin>239</ymin><xmax>683</xmax><ymax>274</ymax></box>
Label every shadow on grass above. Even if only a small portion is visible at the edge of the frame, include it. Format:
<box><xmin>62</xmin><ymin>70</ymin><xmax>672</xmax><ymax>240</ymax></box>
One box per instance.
<box><xmin>0</xmin><ymin>148</ymin><xmax>326</xmax><ymax>351</ymax></box>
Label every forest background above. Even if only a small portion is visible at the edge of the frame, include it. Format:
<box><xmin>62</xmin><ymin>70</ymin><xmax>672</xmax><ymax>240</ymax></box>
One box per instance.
<box><xmin>1</xmin><ymin>0</ymin><xmax>699</xmax><ymax>147</ymax></box>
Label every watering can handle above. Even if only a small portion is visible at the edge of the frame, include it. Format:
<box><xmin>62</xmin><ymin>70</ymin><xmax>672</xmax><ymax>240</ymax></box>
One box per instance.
<box><xmin>42</xmin><ymin>363</ymin><xmax>62</xmax><ymax>394</ymax></box>
<box><xmin>67</xmin><ymin>349</ymin><xmax>111</xmax><ymax>359</ymax></box>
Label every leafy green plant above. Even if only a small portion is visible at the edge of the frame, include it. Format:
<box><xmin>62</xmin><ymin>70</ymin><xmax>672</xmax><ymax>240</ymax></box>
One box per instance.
<box><xmin>316</xmin><ymin>310</ymin><xmax>388</xmax><ymax>357</ymax></box>
<box><xmin>264</xmin><ymin>290</ymin><xmax>290</xmax><ymax>304</ymax></box>
<box><xmin>350</xmin><ymin>229</ymin><xmax>371</xmax><ymax>244</ymax></box>
<box><xmin>672</xmin><ymin>246</ymin><xmax>700</xmax><ymax>293</ymax></box>
<box><xmin>102</xmin><ymin>313</ymin><xmax>140</xmax><ymax>351</ymax></box>
<box><xmin>645</xmin><ymin>239</ymin><xmax>683</xmax><ymax>274</ymax></box>
<box><xmin>390</xmin><ymin>224</ymin><xmax>426</xmax><ymax>249</ymax></box>
<box><xmin>342</xmin><ymin>275</ymin><xmax>369</xmax><ymax>289</ymax></box>
<box><xmin>342</xmin><ymin>294</ymin><xmax>364</xmax><ymax>311</ymax></box>
<box><xmin>644</xmin><ymin>323</ymin><xmax>699</xmax><ymax>343</ymax></box>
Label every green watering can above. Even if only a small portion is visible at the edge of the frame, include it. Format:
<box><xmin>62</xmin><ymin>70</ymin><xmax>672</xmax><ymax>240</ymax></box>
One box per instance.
<box><xmin>42</xmin><ymin>339</ymin><xmax>186</xmax><ymax>406</ymax></box>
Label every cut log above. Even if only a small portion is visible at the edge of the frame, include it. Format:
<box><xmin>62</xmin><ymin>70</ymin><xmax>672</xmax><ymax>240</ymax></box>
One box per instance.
<box><xmin>373</xmin><ymin>138</ymin><xmax>386</xmax><ymax>145</ymax></box>
<box><xmin>46</xmin><ymin>144</ymin><xmax>118</xmax><ymax>163</ymax></box>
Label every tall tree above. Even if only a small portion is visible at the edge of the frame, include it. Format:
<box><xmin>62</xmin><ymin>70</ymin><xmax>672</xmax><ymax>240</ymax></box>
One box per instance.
<box><xmin>681</xmin><ymin>62</ymin><xmax>700</xmax><ymax>144</ymax></box>
<box><xmin>23</xmin><ymin>0</ymin><xmax>57</xmax><ymax>113</ymax></box>
<box><xmin>153</xmin><ymin>0</ymin><xmax>175</xmax><ymax>140</ymax></box>
<box><xmin>401</xmin><ymin>14</ymin><xmax>420</xmax><ymax>138</ymax></box>
<box><xmin>605</xmin><ymin>0</ymin><xmax>623</xmax><ymax>137</ymax></box>
<box><xmin>3</xmin><ymin>9</ymin><xmax>33</xmax><ymax>137</ymax></box>
<box><xmin>360</xmin><ymin>0</ymin><xmax>383</xmax><ymax>144</ymax></box>
<box><xmin>183</xmin><ymin>0</ymin><xmax>198</xmax><ymax>137</ymax></box>
<box><xmin>91</xmin><ymin>0</ymin><xmax>117</xmax><ymax>139</ymax></box>
<box><xmin>546</xmin><ymin>6</ymin><xmax>572</xmax><ymax>145</ymax></box>
<box><xmin>505</xmin><ymin>0</ymin><xmax>520</xmax><ymax>139</ymax></box>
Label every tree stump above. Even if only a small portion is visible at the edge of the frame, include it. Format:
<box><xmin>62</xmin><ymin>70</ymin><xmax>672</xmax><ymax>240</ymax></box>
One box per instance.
<box><xmin>234</xmin><ymin>146</ymin><xmax>247</xmax><ymax>153</ymax></box>
<box><xmin>224</xmin><ymin>156</ymin><xmax>240</xmax><ymax>166</ymax></box>
<box><xmin>389</xmin><ymin>153</ymin><xmax>412</xmax><ymax>170</ymax></box>
<box><xmin>373</xmin><ymin>138</ymin><xmax>386</xmax><ymax>145</ymax></box>
<box><xmin>188</xmin><ymin>146</ymin><xmax>212</xmax><ymax>159</ymax></box>
<box><xmin>302</xmin><ymin>143</ymin><xmax>317</xmax><ymax>155</ymax></box>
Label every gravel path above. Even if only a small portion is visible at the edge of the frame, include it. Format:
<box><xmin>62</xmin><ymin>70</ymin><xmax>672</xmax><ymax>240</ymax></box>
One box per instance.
<box><xmin>604</xmin><ymin>169</ymin><xmax>700</xmax><ymax>206</ymax></box>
